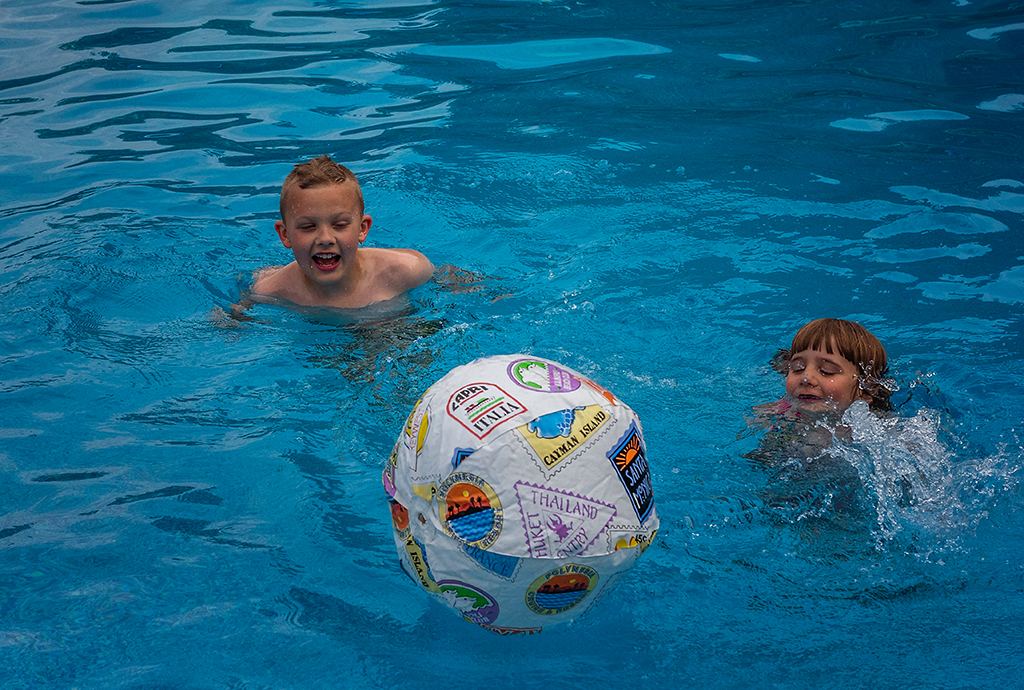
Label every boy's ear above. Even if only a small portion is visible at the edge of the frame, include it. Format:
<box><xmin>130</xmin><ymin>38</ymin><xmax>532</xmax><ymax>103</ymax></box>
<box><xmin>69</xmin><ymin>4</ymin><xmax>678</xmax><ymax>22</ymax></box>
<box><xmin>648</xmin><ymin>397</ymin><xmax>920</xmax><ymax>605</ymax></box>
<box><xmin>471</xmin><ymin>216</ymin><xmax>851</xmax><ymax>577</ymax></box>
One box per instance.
<box><xmin>274</xmin><ymin>220</ymin><xmax>292</xmax><ymax>249</ymax></box>
<box><xmin>359</xmin><ymin>214</ymin><xmax>372</xmax><ymax>244</ymax></box>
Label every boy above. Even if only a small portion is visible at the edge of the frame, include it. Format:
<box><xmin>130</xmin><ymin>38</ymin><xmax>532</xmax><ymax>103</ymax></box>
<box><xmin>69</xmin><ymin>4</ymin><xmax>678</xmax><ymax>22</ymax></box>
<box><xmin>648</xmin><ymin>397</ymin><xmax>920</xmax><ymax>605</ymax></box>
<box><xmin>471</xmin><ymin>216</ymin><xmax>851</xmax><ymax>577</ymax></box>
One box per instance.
<box><xmin>251</xmin><ymin>155</ymin><xmax>433</xmax><ymax>309</ymax></box>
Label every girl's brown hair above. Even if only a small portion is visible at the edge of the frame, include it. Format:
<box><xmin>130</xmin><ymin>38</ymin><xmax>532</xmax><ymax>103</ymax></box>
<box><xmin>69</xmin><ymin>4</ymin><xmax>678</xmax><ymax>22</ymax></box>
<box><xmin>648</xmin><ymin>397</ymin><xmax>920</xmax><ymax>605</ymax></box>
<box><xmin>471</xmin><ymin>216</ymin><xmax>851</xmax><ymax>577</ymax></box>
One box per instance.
<box><xmin>775</xmin><ymin>318</ymin><xmax>892</xmax><ymax>411</ymax></box>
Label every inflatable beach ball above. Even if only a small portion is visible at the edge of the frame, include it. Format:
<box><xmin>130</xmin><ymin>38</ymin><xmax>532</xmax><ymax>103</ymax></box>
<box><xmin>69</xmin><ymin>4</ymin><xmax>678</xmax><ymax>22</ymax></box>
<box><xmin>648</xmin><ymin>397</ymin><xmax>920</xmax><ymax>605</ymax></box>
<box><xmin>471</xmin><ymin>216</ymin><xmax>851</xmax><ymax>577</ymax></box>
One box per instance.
<box><xmin>383</xmin><ymin>355</ymin><xmax>658</xmax><ymax>634</ymax></box>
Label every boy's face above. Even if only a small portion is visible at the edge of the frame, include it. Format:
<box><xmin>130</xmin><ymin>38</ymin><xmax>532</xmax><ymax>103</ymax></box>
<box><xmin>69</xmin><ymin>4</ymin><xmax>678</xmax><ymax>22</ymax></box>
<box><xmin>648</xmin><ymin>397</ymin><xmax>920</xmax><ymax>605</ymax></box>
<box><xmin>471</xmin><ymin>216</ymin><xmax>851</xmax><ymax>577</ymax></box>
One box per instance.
<box><xmin>275</xmin><ymin>182</ymin><xmax>371</xmax><ymax>289</ymax></box>
<box><xmin>785</xmin><ymin>343</ymin><xmax>871</xmax><ymax>413</ymax></box>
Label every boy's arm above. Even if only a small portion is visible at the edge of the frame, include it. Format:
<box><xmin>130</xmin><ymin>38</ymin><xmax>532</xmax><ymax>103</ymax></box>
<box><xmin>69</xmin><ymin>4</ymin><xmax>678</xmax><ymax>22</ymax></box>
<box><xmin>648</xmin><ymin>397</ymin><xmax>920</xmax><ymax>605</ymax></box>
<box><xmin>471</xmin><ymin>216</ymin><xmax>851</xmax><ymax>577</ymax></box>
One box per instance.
<box><xmin>210</xmin><ymin>267</ymin><xmax>283</xmax><ymax>327</ymax></box>
<box><xmin>209</xmin><ymin>295</ymin><xmax>256</xmax><ymax>327</ymax></box>
<box><xmin>432</xmin><ymin>263</ymin><xmax>490</xmax><ymax>293</ymax></box>
<box><xmin>249</xmin><ymin>265</ymin><xmax>289</xmax><ymax>297</ymax></box>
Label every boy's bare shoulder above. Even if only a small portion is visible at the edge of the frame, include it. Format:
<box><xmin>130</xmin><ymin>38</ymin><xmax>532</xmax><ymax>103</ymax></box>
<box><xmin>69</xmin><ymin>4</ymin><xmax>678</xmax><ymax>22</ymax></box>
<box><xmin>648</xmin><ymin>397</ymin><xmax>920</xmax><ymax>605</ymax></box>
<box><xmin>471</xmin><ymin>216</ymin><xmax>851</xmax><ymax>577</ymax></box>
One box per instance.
<box><xmin>250</xmin><ymin>264</ymin><xmax>294</xmax><ymax>295</ymax></box>
<box><xmin>246</xmin><ymin>250</ymin><xmax>431</xmax><ymax>309</ymax></box>
<box><xmin>367</xmin><ymin>247</ymin><xmax>433</xmax><ymax>291</ymax></box>
<box><xmin>251</xmin><ymin>263</ymin><xmax>323</xmax><ymax>305</ymax></box>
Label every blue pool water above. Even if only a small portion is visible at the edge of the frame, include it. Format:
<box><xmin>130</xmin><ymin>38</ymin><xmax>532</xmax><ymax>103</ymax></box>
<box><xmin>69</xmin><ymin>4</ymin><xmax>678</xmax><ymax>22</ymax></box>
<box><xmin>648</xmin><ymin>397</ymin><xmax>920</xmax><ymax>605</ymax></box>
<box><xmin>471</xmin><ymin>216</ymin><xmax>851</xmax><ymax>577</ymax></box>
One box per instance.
<box><xmin>2</xmin><ymin>0</ymin><xmax>1023</xmax><ymax>688</ymax></box>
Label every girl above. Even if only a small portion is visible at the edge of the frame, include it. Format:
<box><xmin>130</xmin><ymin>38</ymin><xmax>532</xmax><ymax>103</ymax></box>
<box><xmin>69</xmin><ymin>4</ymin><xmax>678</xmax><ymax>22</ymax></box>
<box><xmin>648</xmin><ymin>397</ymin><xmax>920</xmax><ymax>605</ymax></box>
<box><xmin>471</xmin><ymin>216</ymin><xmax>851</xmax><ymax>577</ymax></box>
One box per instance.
<box><xmin>746</xmin><ymin>318</ymin><xmax>894</xmax><ymax>465</ymax></box>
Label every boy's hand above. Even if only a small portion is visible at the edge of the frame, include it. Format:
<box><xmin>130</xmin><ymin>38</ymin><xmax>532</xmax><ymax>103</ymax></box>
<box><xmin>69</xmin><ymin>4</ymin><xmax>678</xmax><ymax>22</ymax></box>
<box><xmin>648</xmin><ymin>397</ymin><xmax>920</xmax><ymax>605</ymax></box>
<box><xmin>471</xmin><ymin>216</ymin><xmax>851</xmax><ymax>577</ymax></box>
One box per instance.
<box><xmin>209</xmin><ymin>300</ymin><xmax>255</xmax><ymax>327</ymax></box>
<box><xmin>433</xmin><ymin>264</ymin><xmax>489</xmax><ymax>293</ymax></box>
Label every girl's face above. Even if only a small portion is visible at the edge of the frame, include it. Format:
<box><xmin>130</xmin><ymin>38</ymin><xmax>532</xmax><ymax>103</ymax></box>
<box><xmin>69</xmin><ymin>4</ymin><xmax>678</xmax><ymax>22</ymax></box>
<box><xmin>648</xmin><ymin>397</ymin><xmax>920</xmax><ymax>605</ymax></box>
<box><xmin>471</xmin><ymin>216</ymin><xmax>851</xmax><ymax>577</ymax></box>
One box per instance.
<box><xmin>785</xmin><ymin>343</ymin><xmax>872</xmax><ymax>413</ymax></box>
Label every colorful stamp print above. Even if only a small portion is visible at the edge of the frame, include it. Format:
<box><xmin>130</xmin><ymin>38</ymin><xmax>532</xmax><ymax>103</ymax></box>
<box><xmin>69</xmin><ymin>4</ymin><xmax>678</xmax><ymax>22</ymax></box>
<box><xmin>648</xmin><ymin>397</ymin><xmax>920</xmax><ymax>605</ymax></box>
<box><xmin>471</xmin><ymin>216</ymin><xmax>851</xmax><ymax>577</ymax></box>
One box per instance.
<box><xmin>608</xmin><ymin>526</ymin><xmax>658</xmax><ymax>553</ymax></box>
<box><xmin>403</xmin><ymin>397</ymin><xmax>430</xmax><ymax>470</ymax></box>
<box><xmin>447</xmin><ymin>383</ymin><xmax>526</xmax><ymax>439</ymax></box>
<box><xmin>402</xmin><ymin>532</ymin><xmax>439</xmax><ymax>592</ymax></box>
<box><xmin>525</xmin><ymin>563</ymin><xmax>599</xmax><ymax>616</ymax></box>
<box><xmin>436</xmin><ymin>580</ymin><xmax>500</xmax><ymax>626</ymax></box>
<box><xmin>515</xmin><ymin>404</ymin><xmax>611</xmax><ymax>474</ymax></box>
<box><xmin>437</xmin><ymin>472</ymin><xmax>503</xmax><ymax>549</ymax></box>
<box><xmin>515</xmin><ymin>481</ymin><xmax>617</xmax><ymax>558</ymax></box>
<box><xmin>478</xmin><ymin>624</ymin><xmax>543</xmax><ymax>636</ymax></box>
<box><xmin>389</xmin><ymin>498</ymin><xmax>410</xmax><ymax>531</ymax></box>
<box><xmin>451</xmin><ymin>447</ymin><xmax>474</xmax><ymax>470</ymax></box>
<box><xmin>382</xmin><ymin>444</ymin><xmax>397</xmax><ymax>497</ymax></box>
<box><xmin>606</xmin><ymin>422</ymin><xmax>654</xmax><ymax>523</ymax></box>
<box><xmin>412</xmin><ymin>482</ymin><xmax>438</xmax><ymax>504</ymax></box>
<box><xmin>581</xmin><ymin>377</ymin><xmax>620</xmax><ymax>406</ymax></box>
<box><xmin>507</xmin><ymin>358</ymin><xmax>582</xmax><ymax>393</ymax></box>
<box><xmin>461</xmin><ymin>543</ymin><xmax>521</xmax><ymax>581</ymax></box>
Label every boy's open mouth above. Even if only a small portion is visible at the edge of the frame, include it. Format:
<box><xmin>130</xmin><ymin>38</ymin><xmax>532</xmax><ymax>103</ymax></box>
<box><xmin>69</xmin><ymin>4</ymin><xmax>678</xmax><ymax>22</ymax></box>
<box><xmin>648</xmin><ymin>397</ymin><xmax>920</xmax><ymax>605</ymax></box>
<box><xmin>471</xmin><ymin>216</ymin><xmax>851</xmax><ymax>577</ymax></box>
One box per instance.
<box><xmin>312</xmin><ymin>253</ymin><xmax>341</xmax><ymax>270</ymax></box>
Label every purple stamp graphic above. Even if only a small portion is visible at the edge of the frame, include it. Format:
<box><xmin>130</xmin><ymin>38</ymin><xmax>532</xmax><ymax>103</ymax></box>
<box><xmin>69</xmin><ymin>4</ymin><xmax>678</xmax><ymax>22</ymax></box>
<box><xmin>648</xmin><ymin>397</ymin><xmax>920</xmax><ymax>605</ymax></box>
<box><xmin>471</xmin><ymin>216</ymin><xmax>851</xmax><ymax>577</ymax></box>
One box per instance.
<box><xmin>507</xmin><ymin>359</ymin><xmax>582</xmax><ymax>393</ymax></box>
<box><xmin>515</xmin><ymin>481</ymin><xmax>617</xmax><ymax>559</ymax></box>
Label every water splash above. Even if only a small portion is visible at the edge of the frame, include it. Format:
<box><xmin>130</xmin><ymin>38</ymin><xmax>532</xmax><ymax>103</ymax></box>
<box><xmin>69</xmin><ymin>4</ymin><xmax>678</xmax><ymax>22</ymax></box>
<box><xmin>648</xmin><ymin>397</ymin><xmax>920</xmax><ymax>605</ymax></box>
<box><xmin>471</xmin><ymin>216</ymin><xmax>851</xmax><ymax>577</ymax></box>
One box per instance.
<box><xmin>838</xmin><ymin>401</ymin><xmax>1020</xmax><ymax>555</ymax></box>
<box><xmin>747</xmin><ymin>398</ymin><xmax>1021</xmax><ymax>560</ymax></box>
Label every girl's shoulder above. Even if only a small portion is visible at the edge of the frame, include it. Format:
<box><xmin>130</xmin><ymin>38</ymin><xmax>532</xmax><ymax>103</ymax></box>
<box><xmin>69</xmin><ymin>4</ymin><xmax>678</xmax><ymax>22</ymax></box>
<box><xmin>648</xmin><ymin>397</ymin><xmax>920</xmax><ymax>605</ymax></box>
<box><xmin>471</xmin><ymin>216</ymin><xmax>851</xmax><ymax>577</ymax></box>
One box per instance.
<box><xmin>748</xmin><ymin>398</ymin><xmax>796</xmax><ymax>429</ymax></box>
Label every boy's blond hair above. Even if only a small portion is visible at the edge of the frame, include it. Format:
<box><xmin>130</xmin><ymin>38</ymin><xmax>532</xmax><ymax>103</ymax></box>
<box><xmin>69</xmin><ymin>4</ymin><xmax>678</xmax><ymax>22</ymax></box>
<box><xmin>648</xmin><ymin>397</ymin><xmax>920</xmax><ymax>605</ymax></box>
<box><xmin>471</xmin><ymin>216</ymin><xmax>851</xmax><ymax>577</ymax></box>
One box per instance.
<box><xmin>774</xmin><ymin>318</ymin><xmax>892</xmax><ymax>411</ymax></box>
<box><xmin>279</xmin><ymin>155</ymin><xmax>364</xmax><ymax>219</ymax></box>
